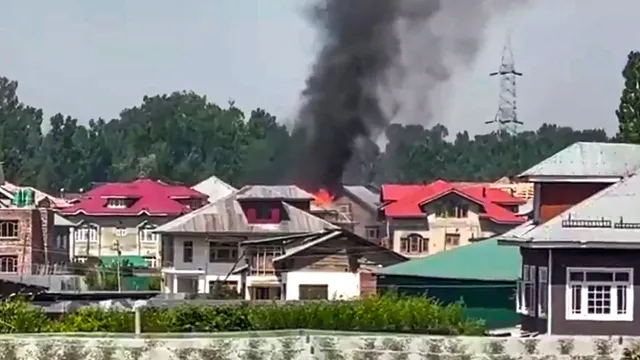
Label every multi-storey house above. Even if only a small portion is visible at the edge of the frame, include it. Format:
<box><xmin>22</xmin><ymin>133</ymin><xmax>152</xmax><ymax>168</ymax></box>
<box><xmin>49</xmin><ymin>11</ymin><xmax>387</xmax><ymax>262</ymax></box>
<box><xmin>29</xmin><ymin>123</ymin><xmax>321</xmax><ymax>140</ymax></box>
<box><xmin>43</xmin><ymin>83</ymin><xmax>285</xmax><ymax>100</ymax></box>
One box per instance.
<box><xmin>310</xmin><ymin>185</ymin><xmax>384</xmax><ymax>243</ymax></box>
<box><xmin>59</xmin><ymin>179</ymin><xmax>207</xmax><ymax>268</ymax></box>
<box><xmin>498</xmin><ymin>142</ymin><xmax>640</xmax><ymax>336</ymax></box>
<box><xmin>380</xmin><ymin>180</ymin><xmax>526</xmax><ymax>258</ymax></box>
<box><xmin>155</xmin><ymin>184</ymin><xmax>405</xmax><ymax>296</ymax></box>
<box><xmin>0</xmin><ymin>205</ymin><xmax>62</xmax><ymax>275</ymax></box>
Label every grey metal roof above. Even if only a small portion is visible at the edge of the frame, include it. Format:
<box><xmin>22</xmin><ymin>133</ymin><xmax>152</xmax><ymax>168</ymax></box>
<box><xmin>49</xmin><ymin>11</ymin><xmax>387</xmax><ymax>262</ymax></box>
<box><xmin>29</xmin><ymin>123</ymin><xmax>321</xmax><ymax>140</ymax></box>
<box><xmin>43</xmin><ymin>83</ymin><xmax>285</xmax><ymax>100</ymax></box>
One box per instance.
<box><xmin>155</xmin><ymin>187</ymin><xmax>337</xmax><ymax>234</ymax></box>
<box><xmin>54</xmin><ymin>213</ymin><xmax>76</xmax><ymax>227</ymax></box>
<box><xmin>235</xmin><ymin>185</ymin><xmax>314</xmax><ymax>200</ymax></box>
<box><xmin>191</xmin><ymin>175</ymin><xmax>236</xmax><ymax>202</ymax></box>
<box><xmin>518</xmin><ymin>142</ymin><xmax>640</xmax><ymax>178</ymax></box>
<box><xmin>507</xmin><ymin>172</ymin><xmax>640</xmax><ymax>243</ymax></box>
<box><xmin>344</xmin><ymin>186</ymin><xmax>380</xmax><ymax>209</ymax></box>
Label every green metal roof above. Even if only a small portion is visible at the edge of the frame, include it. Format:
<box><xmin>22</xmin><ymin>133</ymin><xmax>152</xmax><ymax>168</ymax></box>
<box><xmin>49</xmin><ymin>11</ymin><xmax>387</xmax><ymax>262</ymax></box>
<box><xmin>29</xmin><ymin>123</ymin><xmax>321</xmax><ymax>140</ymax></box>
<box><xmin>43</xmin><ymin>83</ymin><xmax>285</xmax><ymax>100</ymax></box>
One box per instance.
<box><xmin>100</xmin><ymin>256</ymin><xmax>148</xmax><ymax>268</ymax></box>
<box><xmin>378</xmin><ymin>239</ymin><xmax>521</xmax><ymax>282</ymax></box>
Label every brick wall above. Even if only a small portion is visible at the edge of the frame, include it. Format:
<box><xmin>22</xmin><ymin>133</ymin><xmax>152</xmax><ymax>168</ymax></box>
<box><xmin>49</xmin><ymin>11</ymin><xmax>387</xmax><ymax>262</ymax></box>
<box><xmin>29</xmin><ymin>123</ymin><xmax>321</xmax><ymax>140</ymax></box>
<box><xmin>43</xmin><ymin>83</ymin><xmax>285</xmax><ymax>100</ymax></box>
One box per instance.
<box><xmin>0</xmin><ymin>208</ymin><xmax>56</xmax><ymax>275</ymax></box>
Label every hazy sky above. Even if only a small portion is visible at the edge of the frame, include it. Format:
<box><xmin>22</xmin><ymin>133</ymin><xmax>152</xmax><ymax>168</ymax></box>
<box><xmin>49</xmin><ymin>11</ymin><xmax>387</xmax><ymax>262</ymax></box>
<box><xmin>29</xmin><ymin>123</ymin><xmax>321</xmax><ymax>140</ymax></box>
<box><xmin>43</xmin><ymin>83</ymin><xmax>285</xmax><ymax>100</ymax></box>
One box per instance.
<box><xmin>1</xmin><ymin>0</ymin><xmax>639</xmax><ymax>136</ymax></box>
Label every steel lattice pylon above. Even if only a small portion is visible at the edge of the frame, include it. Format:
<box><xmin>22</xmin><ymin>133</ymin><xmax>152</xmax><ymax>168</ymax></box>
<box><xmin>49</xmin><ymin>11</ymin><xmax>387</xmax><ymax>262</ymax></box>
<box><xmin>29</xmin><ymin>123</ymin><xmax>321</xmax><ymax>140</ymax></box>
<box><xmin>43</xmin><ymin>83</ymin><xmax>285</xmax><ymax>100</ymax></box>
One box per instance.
<box><xmin>485</xmin><ymin>35</ymin><xmax>523</xmax><ymax>134</ymax></box>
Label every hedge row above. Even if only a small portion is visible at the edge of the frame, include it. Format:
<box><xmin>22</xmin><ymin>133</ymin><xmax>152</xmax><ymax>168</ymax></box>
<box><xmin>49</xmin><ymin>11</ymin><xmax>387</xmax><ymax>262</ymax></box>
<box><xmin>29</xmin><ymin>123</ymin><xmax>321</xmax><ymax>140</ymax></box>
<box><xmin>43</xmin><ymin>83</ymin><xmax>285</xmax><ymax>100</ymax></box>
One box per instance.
<box><xmin>0</xmin><ymin>295</ymin><xmax>485</xmax><ymax>335</ymax></box>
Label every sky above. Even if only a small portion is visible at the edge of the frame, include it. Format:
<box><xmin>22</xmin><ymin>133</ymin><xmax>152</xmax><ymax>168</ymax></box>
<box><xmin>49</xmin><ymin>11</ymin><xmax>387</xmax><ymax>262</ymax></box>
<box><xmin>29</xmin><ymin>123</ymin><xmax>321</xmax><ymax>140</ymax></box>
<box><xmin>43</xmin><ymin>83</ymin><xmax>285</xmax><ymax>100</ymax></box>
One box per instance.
<box><xmin>1</xmin><ymin>0</ymin><xmax>639</xmax><ymax>136</ymax></box>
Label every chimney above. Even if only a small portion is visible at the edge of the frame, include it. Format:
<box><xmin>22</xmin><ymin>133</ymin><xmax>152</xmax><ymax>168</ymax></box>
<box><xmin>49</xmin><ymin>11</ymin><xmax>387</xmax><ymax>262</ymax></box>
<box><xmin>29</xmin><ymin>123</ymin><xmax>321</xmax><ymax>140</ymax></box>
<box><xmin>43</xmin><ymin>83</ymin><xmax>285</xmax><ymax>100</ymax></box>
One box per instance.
<box><xmin>482</xmin><ymin>187</ymin><xmax>487</xmax><ymax>198</ymax></box>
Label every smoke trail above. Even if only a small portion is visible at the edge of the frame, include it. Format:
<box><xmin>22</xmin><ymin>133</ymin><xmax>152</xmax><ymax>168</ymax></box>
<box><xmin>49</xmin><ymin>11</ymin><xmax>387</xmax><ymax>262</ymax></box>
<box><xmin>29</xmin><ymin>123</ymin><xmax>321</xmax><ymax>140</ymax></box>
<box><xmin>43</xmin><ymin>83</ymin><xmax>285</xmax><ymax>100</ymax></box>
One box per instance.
<box><xmin>295</xmin><ymin>0</ymin><xmax>527</xmax><ymax>192</ymax></box>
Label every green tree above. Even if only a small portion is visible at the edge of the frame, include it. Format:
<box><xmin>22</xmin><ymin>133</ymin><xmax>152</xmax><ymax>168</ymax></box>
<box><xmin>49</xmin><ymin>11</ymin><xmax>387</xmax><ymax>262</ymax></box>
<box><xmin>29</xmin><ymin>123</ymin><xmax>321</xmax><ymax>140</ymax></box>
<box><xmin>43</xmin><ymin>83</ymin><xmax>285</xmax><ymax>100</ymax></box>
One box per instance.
<box><xmin>617</xmin><ymin>51</ymin><xmax>640</xmax><ymax>143</ymax></box>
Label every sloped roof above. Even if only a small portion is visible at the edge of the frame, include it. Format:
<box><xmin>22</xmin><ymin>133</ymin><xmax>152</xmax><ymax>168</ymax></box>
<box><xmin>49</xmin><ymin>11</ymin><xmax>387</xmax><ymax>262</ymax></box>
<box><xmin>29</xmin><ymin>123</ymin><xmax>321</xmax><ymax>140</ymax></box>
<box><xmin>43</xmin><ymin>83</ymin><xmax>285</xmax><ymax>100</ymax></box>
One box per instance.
<box><xmin>155</xmin><ymin>186</ymin><xmax>337</xmax><ymax>234</ymax></box>
<box><xmin>505</xmin><ymin>170</ymin><xmax>640</xmax><ymax>244</ymax></box>
<box><xmin>519</xmin><ymin>142</ymin><xmax>640</xmax><ymax>178</ymax></box>
<box><xmin>241</xmin><ymin>229</ymin><xmax>406</xmax><ymax>264</ymax></box>
<box><xmin>0</xmin><ymin>182</ymin><xmax>71</xmax><ymax>208</ymax></box>
<box><xmin>236</xmin><ymin>185</ymin><xmax>314</xmax><ymax>200</ymax></box>
<box><xmin>54</xmin><ymin>213</ymin><xmax>76</xmax><ymax>227</ymax></box>
<box><xmin>344</xmin><ymin>185</ymin><xmax>380</xmax><ymax>209</ymax></box>
<box><xmin>191</xmin><ymin>175</ymin><xmax>236</xmax><ymax>202</ymax></box>
<box><xmin>380</xmin><ymin>221</ymin><xmax>533</xmax><ymax>281</ymax></box>
<box><xmin>381</xmin><ymin>180</ymin><xmax>525</xmax><ymax>224</ymax></box>
<box><xmin>59</xmin><ymin>179</ymin><xmax>207</xmax><ymax>216</ymax></box>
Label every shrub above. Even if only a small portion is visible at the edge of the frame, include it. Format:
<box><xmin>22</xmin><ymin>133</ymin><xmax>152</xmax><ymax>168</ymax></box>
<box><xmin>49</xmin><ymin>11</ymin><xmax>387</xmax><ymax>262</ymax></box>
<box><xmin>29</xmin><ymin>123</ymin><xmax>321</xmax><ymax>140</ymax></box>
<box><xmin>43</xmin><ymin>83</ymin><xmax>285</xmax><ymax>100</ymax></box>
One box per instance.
<box><xmin>0</xmin><ymin>294</ymin><xmax>485</xmax><ymax>335</ymax></box>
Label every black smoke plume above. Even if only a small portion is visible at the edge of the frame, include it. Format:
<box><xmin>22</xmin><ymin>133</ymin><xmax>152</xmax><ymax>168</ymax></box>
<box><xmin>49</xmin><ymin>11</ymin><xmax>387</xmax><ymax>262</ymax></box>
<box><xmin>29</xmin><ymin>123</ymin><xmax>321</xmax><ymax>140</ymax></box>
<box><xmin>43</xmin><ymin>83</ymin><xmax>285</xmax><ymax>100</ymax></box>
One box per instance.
<box><xmin>294</xmin><ymin>0</ymin><xmax>527</xmax><ymax>192</ymax></box>
<box><xmin>294</xmin><ymin>0</ymin><xmax>402</xmax><ymax>193</ymax></box>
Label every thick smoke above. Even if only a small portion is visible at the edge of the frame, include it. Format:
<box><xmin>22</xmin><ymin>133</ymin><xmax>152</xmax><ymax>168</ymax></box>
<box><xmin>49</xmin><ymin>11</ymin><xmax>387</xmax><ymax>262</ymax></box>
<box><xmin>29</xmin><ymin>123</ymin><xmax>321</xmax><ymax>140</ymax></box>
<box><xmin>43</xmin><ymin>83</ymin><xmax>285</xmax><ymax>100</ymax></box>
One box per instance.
<box><xmin>295</xmin><ymin>0</ymin><xmax>526</xmax><ymax>192</ymax></box>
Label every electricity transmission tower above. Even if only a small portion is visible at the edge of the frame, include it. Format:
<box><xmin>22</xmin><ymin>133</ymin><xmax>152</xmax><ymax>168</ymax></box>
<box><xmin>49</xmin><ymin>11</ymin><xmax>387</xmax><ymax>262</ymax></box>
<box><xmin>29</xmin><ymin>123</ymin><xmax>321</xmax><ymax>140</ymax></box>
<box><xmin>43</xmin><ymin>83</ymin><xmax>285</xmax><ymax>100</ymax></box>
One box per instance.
<box><xmin>485</xmin><ymin>35</ymin><xmax>523</xmax><ymax>134</ymax></box>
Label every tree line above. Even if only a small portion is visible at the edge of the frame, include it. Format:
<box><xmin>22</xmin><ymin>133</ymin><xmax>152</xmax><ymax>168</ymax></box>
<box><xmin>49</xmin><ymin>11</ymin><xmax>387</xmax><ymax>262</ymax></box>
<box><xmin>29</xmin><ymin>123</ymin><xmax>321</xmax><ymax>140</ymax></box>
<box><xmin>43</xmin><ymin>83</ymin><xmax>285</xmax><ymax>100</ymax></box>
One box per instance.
<box><xmin>2</xmin><ymin>51</ymin><xmax>640</xmax><ymax>193</ymax></box>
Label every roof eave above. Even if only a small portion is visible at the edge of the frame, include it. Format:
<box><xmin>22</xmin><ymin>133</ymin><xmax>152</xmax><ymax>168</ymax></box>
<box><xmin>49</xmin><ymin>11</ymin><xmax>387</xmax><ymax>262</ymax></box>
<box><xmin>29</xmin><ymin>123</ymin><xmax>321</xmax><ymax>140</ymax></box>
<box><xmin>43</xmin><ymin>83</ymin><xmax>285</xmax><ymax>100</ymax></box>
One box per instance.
<box><xmin>499</xmin><ymin>239</ymin><xmax>640</xmax><ymax>249</ymax></box>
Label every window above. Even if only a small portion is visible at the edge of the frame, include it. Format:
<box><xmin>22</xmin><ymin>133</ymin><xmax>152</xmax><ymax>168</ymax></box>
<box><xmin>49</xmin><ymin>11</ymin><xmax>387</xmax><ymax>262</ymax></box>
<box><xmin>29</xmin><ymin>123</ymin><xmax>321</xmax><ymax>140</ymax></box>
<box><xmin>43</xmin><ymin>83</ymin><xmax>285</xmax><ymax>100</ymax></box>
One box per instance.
<box><xmin>0</xmin><ymin>220</ymin><xmax>18</xmax><ymax>239</ymax></box>
<box><xmin>445</xmin><ymin>233</ymin><xmax>460</xmax><ymax>246</ymax></box>
<box><xmin>209</xmin><ymin>242</ymin><xmax>238</xmax><ymax>262</ymax></box>
<box><xmin>299</xmin><ymin>285</ymin><xmax>329</xmax><ymax>300</ymax></box>
<box><xmin>435</xmin><ymin>204</ymin><xmax>469</xmax><ymax>219</ymax></box>
<box><xmin>107</xmin><ymin>198</ymin><xmax>127</xmax><ymax>208</ymax></box>
<box><xmin>75</xmin><ymin>227</ymin><xmax>98</xmax><ymax>242</ymax></box>
<box><xmin>566</xmin><ymin>268</ymin><xmax>633</xmax><ymax>321</ymax></box>
<box><xmin>365</xmin><ymin>227</ymin><xmax>380</xmax><ymax>240</ymax></box>
<box><xmin>517</xmin><ymin>265</ymin><xmax>536</xmax><ymax>314</ymax></box>
<box><xmin>182</xmin><ymin>241</ymin><xmax>193</xmax><ymax>263</ymax></box>
<box><xmin>250</xmin><ymin>286</ymin><xmax>281</xmax><ymax>300</ymax></box>
<box><xmin>0</xmin><ymin>256</ymin><xmax>18</xmax><ymax>273</ymax></box>
<box><xmin>399</xmin><ymin>234</ymin><xmax>428</xmax><ymax>255</ymax></box>
<box><xmin>250</xmin><ymin>246</ymin><xmax>282</xmax><ymax>276</ymax></box>
<box><xmin>255</xmin><ymin>206</ymin><xmax>273</xmax><ymax>220</ymax></box>
<box><xmin>539</xmin><ymin>266</ymin><xmax>548</xmax><ymax>317</ymax></box>
<box><xmin>139</xmin><ymin>229</ymin><xmax>155</xmax><ymax>243</ymax></box>
<box><xmin>144</xmin><ymin>256</ymin><xmax>157</xmax><ymax>268</ymax></box>
<box><xmin>115</xmin><ymin>227</ymin><xmax>127</xmax><ymax>237</ymax></box>
<box><xmin>337</xmin><ymin>203</ymin><xmax>353</xmax><ymax>220</ymax></box>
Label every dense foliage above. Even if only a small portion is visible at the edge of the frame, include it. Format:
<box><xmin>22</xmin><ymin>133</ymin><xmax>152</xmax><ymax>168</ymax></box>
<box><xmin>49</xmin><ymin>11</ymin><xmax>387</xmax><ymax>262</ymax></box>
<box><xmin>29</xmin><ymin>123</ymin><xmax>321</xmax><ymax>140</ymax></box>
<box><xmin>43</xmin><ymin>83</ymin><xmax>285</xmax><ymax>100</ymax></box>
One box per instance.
<box><xmin>0</xmin><ymin>295</ymin><xmax>484</xmax><ymax>335</ymax></box>
<box><xmin>0</xmin><ymin>74</ymin><xmax>620</xmax><ymax>193</ymax></box>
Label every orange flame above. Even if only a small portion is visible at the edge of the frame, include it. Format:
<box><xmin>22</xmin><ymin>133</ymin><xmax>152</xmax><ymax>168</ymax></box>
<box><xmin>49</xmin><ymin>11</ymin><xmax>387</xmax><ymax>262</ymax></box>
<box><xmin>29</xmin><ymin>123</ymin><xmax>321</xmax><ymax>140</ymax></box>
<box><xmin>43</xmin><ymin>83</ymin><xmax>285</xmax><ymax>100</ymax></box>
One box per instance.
<box><xmin>314</xmin><ymin>189</ymin><xmax>335</xmax><ymax>206</ymax></box>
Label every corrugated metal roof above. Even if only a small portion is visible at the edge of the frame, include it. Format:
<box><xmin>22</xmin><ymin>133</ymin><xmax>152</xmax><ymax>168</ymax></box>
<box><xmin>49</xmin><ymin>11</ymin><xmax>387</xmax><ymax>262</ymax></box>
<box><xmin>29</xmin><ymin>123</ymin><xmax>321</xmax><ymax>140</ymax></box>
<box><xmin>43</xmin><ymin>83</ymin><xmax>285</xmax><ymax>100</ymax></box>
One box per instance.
<box><xmin>511</xmin><ymin>170</ymin><xmax>640</xmax><ymax>243</ymax></box>
<box><xmin>155</xmin><ymin>187</ymin><xmax>337</xmax><ymax>234</ymax></box>
<box><xmin>54</xmin><ymin>213</ymin><xmax>76</xmax><ymax>227</ymax></box>
<box><xmin>344</xmin><ymin>186</ymin><xmax>380</xmax><ymax>209</ymax></box>
<box><xmin>380</xmin><ymin>221</ymin><xmax>534</xmax><ymax>281</ymax></box>
<box><xmin>191</xmin><ymin>175</ymin><xmax>236</xmax><ymax>202</ymax></box>
<box><xmin>519</xmin><ymin>142</ymin><xmax>640</xmax><ymax>178</ymax></box>
<box><xmin>236</xmin><ymin>185</ymin><xmax>314</xmax><ymax>200</ymax></box>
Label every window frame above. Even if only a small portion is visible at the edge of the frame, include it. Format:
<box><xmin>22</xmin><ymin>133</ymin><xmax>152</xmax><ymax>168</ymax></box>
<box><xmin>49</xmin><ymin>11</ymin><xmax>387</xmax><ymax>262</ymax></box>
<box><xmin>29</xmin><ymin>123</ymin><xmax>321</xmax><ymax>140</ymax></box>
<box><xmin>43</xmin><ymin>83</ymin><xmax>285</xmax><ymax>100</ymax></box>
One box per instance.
<box><xmin>0</xmin><ymin>220</ymin><xmax>19</xmax><ymax>240</ymax></box>
<box><xmin>445</xmin><ymin>233</ymin><xmax>461</xmax><ymax>246</ymax></box>
<box><xmin>399</xmin><ymin>234</ymin><xmax>428</xmax><ymax>255</ymax></box>
<box><xmin>139</xmin><ymin>228</ymin><xmax>155</xmax><ymax>243</ymax></box>
<box><xmin>0</xmin><ymin>255</ymin><xmax>18</xmax><ymax>273</ymax></box>
<box><xmin>208</xmin><ymin>242</ymin><xmax>238</xmax><ymax>262</ymax></box>
<box><xmin>565</xmin><ymin>267</ymin><xmax>633</xmax><ymax>322</ymax></box>
<box><xmin>182</xmin><ymin>241</ymin><xmax>194</xmax><ymax>263</ymax></box>
<box><xmin>517</xmin><ymin>264</ymin><xmax>536</xmax><ymax>315</ymax></box>
<box><xmin>115</xmin><ymin>227</ymin><xmax>128</xmax><ymax>237</ymax></box>
<box><xmin>107</xmin><ymin>198</ymin><xmax>127</xmax><ymax>209</ymax></box>
<box><xmin>538</xmin><ymin>266</ymin><xmax>549</xmax><ymax>318</ymax></box>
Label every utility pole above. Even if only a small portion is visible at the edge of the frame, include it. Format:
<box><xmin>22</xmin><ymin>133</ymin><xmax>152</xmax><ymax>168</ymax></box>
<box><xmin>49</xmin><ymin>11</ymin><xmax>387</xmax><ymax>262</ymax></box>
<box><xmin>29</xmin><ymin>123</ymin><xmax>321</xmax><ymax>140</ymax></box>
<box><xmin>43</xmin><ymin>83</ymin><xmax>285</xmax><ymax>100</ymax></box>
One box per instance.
<box><xmin>112</xmin><ymin>239</ymin><xmax>122</xmax><ymax>292</ymax></box>
<box><xmin>485</xmin><ymin>34</ymin><xmax>523</xmax><ymax>134</ymax></box>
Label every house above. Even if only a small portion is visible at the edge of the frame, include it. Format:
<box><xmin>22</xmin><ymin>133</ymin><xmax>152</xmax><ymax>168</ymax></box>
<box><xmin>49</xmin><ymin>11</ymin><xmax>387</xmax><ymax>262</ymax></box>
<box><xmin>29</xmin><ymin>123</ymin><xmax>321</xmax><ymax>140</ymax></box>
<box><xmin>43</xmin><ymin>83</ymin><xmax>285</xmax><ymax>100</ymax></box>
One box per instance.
<box><xmin>379</xmin><ymin>180</ymin><xmax>526</xmax><ymax>258</ymax></box>
<box><xmin>58</xmin><ymin>179</ymin><xmax>207</xmax><ymax>268</ymax></box>
<box><xmin>0</xmin><ymin>207</ymin><xmax>64</xmax><ymax>275</ymax></box>
<box><xmin>191</xmin><ymin>174</ymin><xmax>236</xmax><ymax>202</ymax></box>
<box><xmin>154</xmin><ymin>185</ymin><xmax>362</xmax><ymax>294</ymax></box>
<box><xmin>310</xmin><ymin>185</ymin><xmax>384</xmax><ymax>242</ymax></box>
<box><xmin>498</xmin><ymin>141</ymin><xmax>640</xmax><ymax>336</ymax></box>
<box><xmin>378</xmin><ymin>220</ymin><xmax>534</xmax><ymax>329</ymax></box>
<box><xmin>236</xmin><ymin>229</ymin><xmax>406</xmax><ymax>300</ymax></box>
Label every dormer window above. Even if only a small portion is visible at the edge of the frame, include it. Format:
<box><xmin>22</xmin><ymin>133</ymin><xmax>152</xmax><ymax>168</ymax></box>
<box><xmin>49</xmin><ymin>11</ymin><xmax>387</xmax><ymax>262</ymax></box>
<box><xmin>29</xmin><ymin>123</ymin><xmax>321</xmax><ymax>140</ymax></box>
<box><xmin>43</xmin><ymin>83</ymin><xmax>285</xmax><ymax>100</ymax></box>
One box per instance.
<box><xmin>107</xmin><ymin>198</ymin><xmax>128</xmax><ymax>209</ymax></box>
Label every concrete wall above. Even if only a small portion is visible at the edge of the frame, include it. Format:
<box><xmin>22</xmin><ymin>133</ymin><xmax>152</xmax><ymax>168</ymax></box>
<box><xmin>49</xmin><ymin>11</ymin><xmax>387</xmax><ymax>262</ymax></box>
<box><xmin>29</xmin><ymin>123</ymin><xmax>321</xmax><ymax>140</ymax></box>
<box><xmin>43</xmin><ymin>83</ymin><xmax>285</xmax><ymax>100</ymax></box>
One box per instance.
<box><xmin>0</xmin><ymin>333</ymin><xmax>635</xmax><ymax>360</ymax></box>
